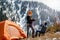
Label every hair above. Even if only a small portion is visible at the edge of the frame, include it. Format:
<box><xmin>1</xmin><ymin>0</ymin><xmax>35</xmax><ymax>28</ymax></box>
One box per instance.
<box><xmin>27</xmin><ymin>10</ymin><xmax>32</xmax><ymax>15</ymax></box>
<box><xmin>45</xmin><ymin>22</ymin><xmax>47</xmax><ymax>25</ymax></box>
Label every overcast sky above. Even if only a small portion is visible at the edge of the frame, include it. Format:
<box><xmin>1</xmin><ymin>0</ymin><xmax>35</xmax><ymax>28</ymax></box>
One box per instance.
<box><xmin>21</xmin><ymin>0</ymin><xmax>60</xmax><ymax>11</ymax></box>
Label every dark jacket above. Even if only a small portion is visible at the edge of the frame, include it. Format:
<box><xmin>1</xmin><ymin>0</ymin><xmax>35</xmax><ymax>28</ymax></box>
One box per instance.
<box><xmin>27</xmin><ymin>16</ymin><xmax>35</xmax><ymax>24</ymax></box>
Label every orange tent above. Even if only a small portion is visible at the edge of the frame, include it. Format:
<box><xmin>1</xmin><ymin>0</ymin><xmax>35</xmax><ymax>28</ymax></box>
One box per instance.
<box><xmin>0</xmin><ymin>20</ymin><xmax>27</xmax><ymax>40</ymax></box>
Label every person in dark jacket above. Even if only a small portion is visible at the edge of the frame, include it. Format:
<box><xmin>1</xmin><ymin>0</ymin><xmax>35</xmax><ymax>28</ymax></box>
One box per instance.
<box><xmin>35</xmin><ymin>21</ymin><xmax>47</xmax><ymax>37</ymax></box>
<box><xmin>27</xmin><ymin>10</ymin><xmax>35</xmax><ymax>38</ymax></box>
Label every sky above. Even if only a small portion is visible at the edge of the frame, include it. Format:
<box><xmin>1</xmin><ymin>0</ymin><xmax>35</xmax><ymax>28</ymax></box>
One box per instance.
<box><xmin>21</xmin><ymin>0</ymin><xmax>60</xmax><ymax>11</ymax></box>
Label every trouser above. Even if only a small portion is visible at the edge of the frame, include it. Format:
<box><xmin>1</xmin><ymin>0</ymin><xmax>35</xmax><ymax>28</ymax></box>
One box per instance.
<box><xmin>35</xmin><ymin>30</ymin><xmax>45</xmax><ymax>37</ymax></box>
<box><xmin>35</xmin><ymin>30</ymin><xmax>41</xmax><ymax>37</ymax></box>
<box><xmin>27</xmin><ymin>24</ymin><xmax>34</xmax><ymax>38</ymax></box>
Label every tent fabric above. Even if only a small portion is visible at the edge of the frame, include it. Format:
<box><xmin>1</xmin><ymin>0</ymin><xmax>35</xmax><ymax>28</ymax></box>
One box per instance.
<box><xmin>0</xmin><ymin>20</ymin><xmax>27</xmax><ymax>40</ymax></box>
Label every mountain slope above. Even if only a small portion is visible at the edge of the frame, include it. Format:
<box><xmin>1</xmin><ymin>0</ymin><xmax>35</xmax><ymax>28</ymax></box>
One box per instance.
<box><xmin>0</xmin><ymin>0</ymin><xmax>60</xmax><ymax>32</ymax></box>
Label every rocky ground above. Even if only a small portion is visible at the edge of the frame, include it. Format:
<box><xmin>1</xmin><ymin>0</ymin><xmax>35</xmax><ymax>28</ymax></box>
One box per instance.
<box><xmin>20</xmin><ymin>32</ymin><xmax>60</xmax><ymax>40</ymax></box>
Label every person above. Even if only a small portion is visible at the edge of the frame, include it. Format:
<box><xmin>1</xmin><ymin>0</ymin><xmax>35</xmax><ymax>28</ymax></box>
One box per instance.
<box><xmin>35</xmin><ymin>21</ymin><xmax>47</xmax><ymax>37</ymax></box>
<box><xmin>27</xmin><ymin>10</ymin><xmax>35</xmax><ymax>38</ymax></box>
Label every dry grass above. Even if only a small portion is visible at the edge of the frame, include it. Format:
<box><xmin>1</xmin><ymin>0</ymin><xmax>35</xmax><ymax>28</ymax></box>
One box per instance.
<box><xmin>20</xmin><ymin>32</ymin><xmax>60</xmax><ymax>40</ymax></box>
<box><xmin>46</xmin><ymin>23</ymin><xmax>60</xmax><ymax>33</ymax></box>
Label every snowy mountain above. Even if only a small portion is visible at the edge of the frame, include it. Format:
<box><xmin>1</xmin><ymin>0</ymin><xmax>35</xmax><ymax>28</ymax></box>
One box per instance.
<box><xmin>0</xmin><ymin>0</ymin><xmax>60</xmax><ymax>32</ymax></box>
